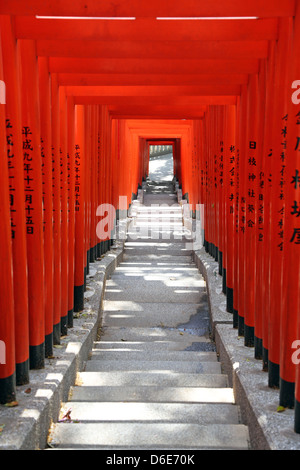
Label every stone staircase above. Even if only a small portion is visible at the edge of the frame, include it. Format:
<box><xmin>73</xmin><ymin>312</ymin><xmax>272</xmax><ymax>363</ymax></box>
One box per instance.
<box><xmin>47</xmin><ymin>180</ymin><xmax>250</xmax><ymax>450</ymax></box>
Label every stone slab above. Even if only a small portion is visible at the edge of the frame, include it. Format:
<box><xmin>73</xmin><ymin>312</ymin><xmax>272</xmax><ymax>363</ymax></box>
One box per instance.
<box><xmin>76</xmin><ymin>370</ymin><xmax>228</xmax><ymax>387</ymax></box>
<box><xmin>84</xmin><ymin>359</ymin><xmax>222</xmax><ymax>374</ymax></box>
<box><xmin>56</xmin><ymin>401</ymin><xmax>238</xmax><ymax>424</ymax></box>
<box><xmin>48</xmin><ymin>422</ymin><xmax>249</xmax><ymax>450</ymax></box>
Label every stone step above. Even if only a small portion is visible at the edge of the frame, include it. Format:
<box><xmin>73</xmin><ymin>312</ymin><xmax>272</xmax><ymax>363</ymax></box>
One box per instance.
<box><xmin>88</xmin><ymin>350</ymin><xmax>218</xmax><ymax>363</ymax></box>
<box><xmin>56</xmin><ymin>401</ymin><xmax>239</xmax><ymax>424</ymax></box>
<box><xmin>125</xmin><ymin>238</ymin><xmax>193</xmax><ymax>244</ymax></box>
<box><xmin>76</xmin><ymin>371</ymin><xmax>228</xmax><ymax>387</ymax></box>
<box><xmin>122</xmin><ymin>254</ymin><xmax>193</xmax><ymax>263</ymax></box>
<box><xmin>119</xmin><ymin>258</ymin><xmax>194</xmax><ymax>266</ymax></box>
<box><xmin>48</xmin><ymin>422</ymin><xmax>249</xmax><ymax>450</ymax></box>
<box><xmin>84</xmin><ymin>359</ymin><xmax>222</xmax><ymax>374</ymax></box>
<box><xmin>106</xmin><ymin>274</ymin><xmax>205</xmax><ymax>284</ymax></box>
<box><xmin>97</xmin><ymin>327</ymin><xmax>212</xmax><ymax>342</ymax></box>
<box><xmin>134</xmin><ymin>213</ymin><xmax>183</xmax><ymax>218</ymax></box>
<box><xmin>104</xmin><ymin>283</ymin><xmax>204</xmax><ymax>304</ymax></box>
<box><xmin>113</xmin><ymin>266</ymin><xmax>199</xmax><ymax>273</ymax></box>
<box><xmin>106</xmin><ymin>269</ymin><xmax>201</xmax><ymax>278</ymax></box>
<box><xmin>101</xmin><ymin>301</ymin><xmax>209</xmax><ymax>329</ymax></box>
<box><xmin>106</xmin><ymin>274</ymin><xmax>206</xmax><ymax>288</ymax></box>
<box><xmin>123</xmin><ymin>248</ymin><xmax>192</xmax><ymax>257</ymax></box>
<box><xmin>124</xmin><ymin>246</ymin><xmax>191</xmax><ymax>256</ymax></box>
<box><xmin>68</xmin><ymin>385</ymin><xmax>235</xmax><ymax>404</ymax></box>
<box><xmin>92</xmin><ymin>339</ymin><xmax>212</xmax><ymax>350</ymax></box>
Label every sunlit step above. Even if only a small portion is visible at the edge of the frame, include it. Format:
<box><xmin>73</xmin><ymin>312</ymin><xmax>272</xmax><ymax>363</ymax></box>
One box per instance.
<box><xmin>76</xmin><ymin>371</ymin><xmax>227</xmax><ymax>387</ymax></box>
<box><xmin>49</xmin><ymin>422</ymin><xmax>249</xmax><ymax>450</ymax></box>
<box><xmin>89</xmin><ymin>350</ymin><xmax>217</xmax><ymax>362</ymax></box>
<box><xmin>58</xmin><ymin>401</ymin><xmax>239</xmax><ymax>424</ymax></box>
<box><xmin>84</xmin><ymin>360</ymin><xmax>222</xmax><ymax>374</ymax></box>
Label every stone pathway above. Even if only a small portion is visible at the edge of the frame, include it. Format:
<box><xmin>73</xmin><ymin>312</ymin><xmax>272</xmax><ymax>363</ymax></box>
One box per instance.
<box><xmin>47</xmin><ymin>179</ymin><xmax>250</xmax><ymax>450</ymax></box>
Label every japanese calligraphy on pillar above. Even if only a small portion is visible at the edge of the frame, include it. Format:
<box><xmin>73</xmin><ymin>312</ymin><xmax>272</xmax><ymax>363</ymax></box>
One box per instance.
<box><xmin>67</xmin><ymin>150</ymin><xmax>71</xmax><ymax>218</ymax></box>
<box><xmin>235</xmin><ymin>148</ymin><xmax>240</xmax><ymax>234</ymax></box>
<box><xmin>6</xmin><ymin>119</ymin><xmax>16</xmax><ymax>239</ymax></box>
<box><xmin>41</xmin><ymin>137</ymin><xmax>46</xmax><ymax>232</ymax></box>
<box><xmin>75</xmin><ymin>144</ymin><xmax>81</xmax><ymax>212</ymax></box>
<box><xmin>257</xmin><ymin>169</ymin><xmax>265</xmax><ymax>242</ymax></box>
<box><xmin>228</xmin><ymin>144</ymin><xmax>235</xmax><ymax>217</ymax></box>
<box><xmin>277</xmin><ymin>114</ymin><xmax>288</xmax><ymax>251</ymax></box>
<box><xmin>219</xmin><ymin>140</ymin><xmax>224</xmax><ymax>188</ymax></box>
<box><xmin>23</xmin><ymin>126</ymin><xmax>34</xmax><ymax>235</ymax></box>
<box><xmin>290</xmin><ymin>111</ymin><xmax>300</xmax><ymax>245</ymax></box>
<box><xmin>246</xmin><ymin>140</ymin><xmax>257</xmax><ymax>231</ymax></box>
<box><xmin>214</xmin><ymin>146</ymin><xmax>218</xmax><ymax>190</ymax></box>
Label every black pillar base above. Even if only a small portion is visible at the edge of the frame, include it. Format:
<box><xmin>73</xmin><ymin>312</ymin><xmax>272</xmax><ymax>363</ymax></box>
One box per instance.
<box><xmin>97</xmin><ymin>242</ymin><xmax>101</xmax><ymax>258</ymax></box>
<box><xmin>53</xmin><ymin>322</ymin><xmax>61</xmax><ymax>345</ymax></box>
<box><xmin>84</xmin><ymin>266</ymin><xmax>87</xmax><ymax>291</ymax></box>
<box><xmin>86</xmin><ymin>252</ymin><xmax>89</xmax><ymax>275</ymax></box>
<box><xmin>68</xmin><ymin>308</ymin><xmax>74</xmax><ymax>328</ymax></box>
<box><xmin>0</xmin><ymin>373</ymin><xmax>16</xmax><ymax>404</ymax></box>
<box><xmin>16</xmin><ymin>359</ymin><xmax>30</xmax><ymax>386</ymax></box>
<box><xmin>280</xmin><ymin>378</ymin><xmax>295</xmax><ymax>409</ymax></box>
<box><xmin>218</xmin><ymin>250</ymin><xmax>223</xmax><ymax>276</ymax></box>
<box><xmin>254</xmin><ymin>336</ymin><xmax>263</xmax><ymax>360</ymax></box>
<box><xmin>262</xmin><ymin>347</ymin><xmax>268</xmax><ymax>371</ymax></box>
<box><xmin>215</xmin><ymin>246</ymin><xmax>219</xmax><ymax>262</ymax></box>
<box><xmin>45</xmin><ymin>332</ymin><xmax>53</xmax><ymax>357</ymax></box>
<box><xmin>294</xmin><ymin>398</ymin><xmax>300</xmax><ymax>433</ymax></box>
<box><xmin>222</xmin><ymin>267</ymin><xmax>227</xmax><ymax>295</ymax></box>
<box><xmin>61</xmin><ymin>314</ymin><xmax>68</xmax><ymax>336</ymax></box>
<box><xmin>74</xmin><ymin>284</ymin><xmax>84</xmax><ymax>313</ymax></box>
<box><xmin>268</xmin><ymin>360</ymin><xmax>280</xmax><ymax>388</ymax></box>
<box><xmin>244</xmin><ymin>324</ymin><xmax>254</xmax><ymax>347</ymax></box>
<box><xmin>29</xmin><ymin>343</ymin><xmax>45</xmax><ymax>370</ymax></box>
<box><xmin>233</xmin><ymin>309</ymin><xmax>238</xmax><ymax>329</ymax></box>
<box><xmin>226</xmin><ymin>287</ymin><xmax>234</xmax><ymax>313</ymax></box>
<box><xmin>238</xmin><ymin>314</ymin><xmax>244</xmax><ymax>336</ymax></box>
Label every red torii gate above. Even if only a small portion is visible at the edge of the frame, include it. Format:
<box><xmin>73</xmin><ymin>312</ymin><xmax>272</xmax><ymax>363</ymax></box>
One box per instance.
<box><xmin>0</xmin><ymin>0</ymin><xmax>300</xmax><ymax>437</ymax></box>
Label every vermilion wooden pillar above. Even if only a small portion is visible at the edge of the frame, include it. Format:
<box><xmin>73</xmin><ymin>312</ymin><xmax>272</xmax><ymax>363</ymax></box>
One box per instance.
<box><xmin>1</xmin><ymin>15</ymin><xmax>30</xmax><ymax>383</ymax></box>
<box><xmin>244</xmin><ymin>73</ymin><xmax>259</xmax><ymax>347</ymax></box>
<box><xmin>217</xmin><ymin>108</ymin><xmax>224</xmax><ymax>278</ymax></box>
<box><xmin>268</xmin><ymin>18</ymin><xmax>293</xmax><ymax>389</ymax></box>
<box><xmin>84</xmin><ymin>105</ymin><xmax>91</xmax><ymax>279</ymax></box>
<box><xmin>51</xmin><ymin>73</ymin><xmax>62</xmax><ymax>343</ymax></box>
<box><xmin>59</xmin><ymin>86</ymin><xmax>69</xmax><ymax>335</ymax></box>
<box><xmin>233</xmin><ymin>95</ymin><xmax>241</xmax><ymax>329</ymax></box>
<box><xmin>74</xmin><ymin>105</ymin><xmax>85</xmax><ymax>312</ymax></box>
<box><xmin>91</xmin><ymin>105</ymin><xmax>99</xmax><ymax>257</ymax></box>
<box><xmin>67</xmin><ymin>96</ymin><xmax>75</xmax><ymax>327</ymax></box>
<box><xmin>38</xmin><ymin>56</ymin><xmax>54</xmax><ymax>357</ymax></box>
<box><xmin>254</xmin><ymin>58</ymin><xmax>267</xmax><ymax>360</ymax></box>
<box><xmin>19</xmin><ymin>39</ymin><xmax>45</xmax><ymax>368</ymax></box>
<box><xmin>97</xmin><ymin>106</ymin><xmax>103</xmax><ymax>254</ymax></box>
<box><xmin>291</xmin><ymin>6</ymin><xmax>300</xmax><ymax>425</ymax></box>
<box><xmin>0</xmin><ymin>31</ymin><xmax>16</xmax><ymax>403</ymax></box>
<box><xmin>281</xmin><ymin>7</ymin><xmax>300</xmax><ymax>415</ymax></box>
<box><xmin>237</xmin><ymin>84</ymin><xmax>248</xmax><ymax>337</ymax></box>
<box><xmin>214</xmin><ymin>107</ymin><xmax>221</xmax><ymax>266</ymax></box>
<box><xmin>224</xmin><ymin>104</ymin><xmax>237</xmax><ymax>315</ymax></box>
<box><xmin>260</xmin><ymin>41</ymin><xmax>277</xmax><ymax>372</ymax></box>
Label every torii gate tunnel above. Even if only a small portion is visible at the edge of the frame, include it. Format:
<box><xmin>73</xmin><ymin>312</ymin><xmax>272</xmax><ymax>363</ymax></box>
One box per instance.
<box><xmin>0</xmin><ymin>0</ymin><xmax>300</xmax><ymax>435</ymax></box>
